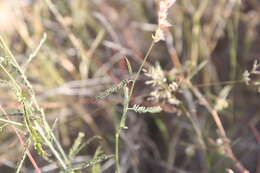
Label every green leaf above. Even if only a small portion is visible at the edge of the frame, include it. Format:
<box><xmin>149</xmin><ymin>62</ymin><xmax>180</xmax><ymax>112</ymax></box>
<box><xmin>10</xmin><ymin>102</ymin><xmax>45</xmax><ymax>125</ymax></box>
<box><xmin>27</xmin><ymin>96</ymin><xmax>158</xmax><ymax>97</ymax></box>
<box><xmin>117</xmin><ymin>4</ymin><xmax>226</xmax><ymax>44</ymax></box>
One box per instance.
<box><xmin>129</xmin><ymin>104</ymin><xmax>162</xmax><ymax>114</ymax></box>
<box><xmin>69</xmin><ymin>132</ymin><xmax>85</xmax><ymax>161</ymax></box>
<box><xmin>95</xmin><ymin>79</ymin><xmax>128</xmax><ymax>99</ymax></box>
<box><xmin>67</xmin><ymin>154</ymin><xmax>114</xmax><ymax>172</ymax></box>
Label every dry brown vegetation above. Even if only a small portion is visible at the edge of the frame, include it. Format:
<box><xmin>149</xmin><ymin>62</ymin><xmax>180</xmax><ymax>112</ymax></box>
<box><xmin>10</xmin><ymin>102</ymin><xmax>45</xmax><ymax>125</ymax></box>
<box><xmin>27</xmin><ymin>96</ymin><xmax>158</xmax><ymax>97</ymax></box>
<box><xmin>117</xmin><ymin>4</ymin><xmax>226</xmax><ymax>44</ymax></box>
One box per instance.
<box><xmin>0</xmin><ymin>0</ymin><xmax>259</xmax><ymax>173</ymax></box>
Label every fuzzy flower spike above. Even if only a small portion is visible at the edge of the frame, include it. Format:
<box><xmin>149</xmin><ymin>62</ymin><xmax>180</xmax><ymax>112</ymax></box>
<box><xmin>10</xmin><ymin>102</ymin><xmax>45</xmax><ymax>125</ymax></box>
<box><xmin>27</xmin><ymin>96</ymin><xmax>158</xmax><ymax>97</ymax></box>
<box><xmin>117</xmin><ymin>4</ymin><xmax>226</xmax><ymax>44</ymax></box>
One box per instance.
<box><xmin>152</xmin><ymin>0</ymin><xmax>176</xmax><ymax>43</ymax></box>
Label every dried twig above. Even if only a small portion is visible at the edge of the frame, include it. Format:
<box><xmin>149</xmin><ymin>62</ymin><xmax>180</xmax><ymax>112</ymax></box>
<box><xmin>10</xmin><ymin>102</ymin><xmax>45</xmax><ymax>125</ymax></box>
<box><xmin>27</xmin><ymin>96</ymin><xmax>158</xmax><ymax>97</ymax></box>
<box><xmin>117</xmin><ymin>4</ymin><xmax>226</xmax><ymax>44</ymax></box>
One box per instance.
<box><xmin>187</xmin><ymin>81</ymin><xmax>249</xmax><ymax>173</ymax></box>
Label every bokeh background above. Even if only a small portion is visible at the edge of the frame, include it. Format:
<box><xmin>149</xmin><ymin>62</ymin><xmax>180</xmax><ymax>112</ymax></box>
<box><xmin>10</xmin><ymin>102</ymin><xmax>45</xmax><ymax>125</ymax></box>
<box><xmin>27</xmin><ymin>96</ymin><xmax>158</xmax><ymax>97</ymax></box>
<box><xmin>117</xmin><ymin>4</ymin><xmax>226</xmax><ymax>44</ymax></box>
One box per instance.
<box><xmin>0</xmin><ymin>0</ymin><xmax>259</xmax><ymax>172</ymax></box>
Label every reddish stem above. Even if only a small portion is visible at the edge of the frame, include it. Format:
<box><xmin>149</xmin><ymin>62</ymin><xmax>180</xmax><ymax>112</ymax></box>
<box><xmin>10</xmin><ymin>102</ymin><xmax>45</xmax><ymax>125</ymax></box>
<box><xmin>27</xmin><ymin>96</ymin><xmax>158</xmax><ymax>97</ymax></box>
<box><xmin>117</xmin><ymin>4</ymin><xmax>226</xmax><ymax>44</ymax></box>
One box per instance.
<box><xmin>0</xmin><ymin>107</ymin><xmax>41</xmax><ymax>173</ymax></box>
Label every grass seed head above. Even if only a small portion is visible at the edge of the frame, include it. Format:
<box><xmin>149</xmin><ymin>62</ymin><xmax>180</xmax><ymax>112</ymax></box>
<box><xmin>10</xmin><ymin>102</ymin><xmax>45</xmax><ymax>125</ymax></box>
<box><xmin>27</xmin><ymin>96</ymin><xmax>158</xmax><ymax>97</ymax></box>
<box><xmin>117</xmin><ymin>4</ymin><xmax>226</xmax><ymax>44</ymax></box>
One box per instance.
<box><xmin>153</xmin><ymin>0</ymin><xmax>176</xmax><ymax>42</ymax></box>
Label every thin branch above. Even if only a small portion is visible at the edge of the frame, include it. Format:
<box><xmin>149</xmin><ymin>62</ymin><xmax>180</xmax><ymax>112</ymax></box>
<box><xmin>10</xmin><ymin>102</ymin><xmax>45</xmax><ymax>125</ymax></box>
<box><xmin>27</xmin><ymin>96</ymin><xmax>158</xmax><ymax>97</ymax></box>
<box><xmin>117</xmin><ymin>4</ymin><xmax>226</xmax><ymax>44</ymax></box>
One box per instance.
<box><xmin>187</xmin><ymin>81</ymin><xmax>249</xmax><ymax>173</ymax></box>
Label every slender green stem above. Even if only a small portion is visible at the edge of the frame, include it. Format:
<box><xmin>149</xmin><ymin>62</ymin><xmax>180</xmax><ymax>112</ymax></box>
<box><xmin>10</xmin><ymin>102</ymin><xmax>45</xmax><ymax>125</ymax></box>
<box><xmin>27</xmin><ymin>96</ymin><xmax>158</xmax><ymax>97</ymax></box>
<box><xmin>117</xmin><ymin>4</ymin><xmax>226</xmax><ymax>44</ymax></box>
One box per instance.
<box><xmin>115</xmin><ymin>87</ymin><xmax>129</xmax><ymax>173</ymax></box>
<box><xmin>47</xmin><ymin>120</ymin><xmax>69</xmax><ymax>163</ymax></box>
<box><xmin>0</xmin><ymin>36</ymin><xmax>20</xmax><ymax>67</ymax></box>
<box><xmin>0</xmin><ymin>63</ymin><xmax>21</xmax><ymax>93</ymax></box>
<box><xmin>129</xmin><ymin>42</ymin><xmax>155</xmax><ymax>99</ymax></box>
<box><xmin>0</xmin><ymin>117</ymin><xmax>24</xmax><ymax>126</ymax></box>
<box><xmin>115</xmin><ymin>132</ymin><xmax>120</xmax><ymax>173</ymax></box>
<box><xmin>35</xmin><ymin>123</ymin><xmax>67</xmax><ymax>170</ymax></box>
<box><xmin>115</xmin><ymin>41</ymin><xmax>155</xmax><ymax>173</ymax></box>
<box><xmin>1</xmin><ymin>35</ymin><xmax>68</xmax><ymax>170</ymax></box>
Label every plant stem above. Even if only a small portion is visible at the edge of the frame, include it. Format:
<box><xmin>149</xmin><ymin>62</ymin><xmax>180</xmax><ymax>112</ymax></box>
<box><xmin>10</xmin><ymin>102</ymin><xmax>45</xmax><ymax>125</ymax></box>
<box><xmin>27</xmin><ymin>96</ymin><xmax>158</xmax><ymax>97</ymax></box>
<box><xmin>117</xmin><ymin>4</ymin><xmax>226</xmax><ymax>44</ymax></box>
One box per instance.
<box><xmin>115</xmin><ymin>41</ymin><xmax>155</xmax><ymax>173</ymax></box>
<box><xmin>1</xmin><ymin>35</ymin><xmax>68</xmax><ymax>171</ymax></box>
<box><xmin>35</xmin><ymin>123</ymin><xmax>67</xmax><ymax>170</ymax></box>
<box><xmin>187</xmin><ymin>81</ymin><xmax>249</xmax><ymax>173</ymax></box>
<box><xmin>129</xmin><ymin>42</ymin><xmax>155</xmax><ymax>99</ymax></box>
<box><xmin>0</xmin><ymin>117</ymin><xmax>24</xmax><ymax>126</ymax></box>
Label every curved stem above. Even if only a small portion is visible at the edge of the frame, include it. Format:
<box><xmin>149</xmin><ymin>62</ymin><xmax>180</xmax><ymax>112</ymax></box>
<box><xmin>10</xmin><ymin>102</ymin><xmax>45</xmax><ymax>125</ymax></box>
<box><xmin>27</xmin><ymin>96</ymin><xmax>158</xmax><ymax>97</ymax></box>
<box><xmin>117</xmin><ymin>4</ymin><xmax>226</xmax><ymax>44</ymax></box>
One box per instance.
<box><xmin>115</xmin><ymin>41</ymin><xmax>155</xmax><ymax>173</ymax></box>
<box><xmin>129</xmin><ymin>42</ymin><xmax>155</xmax><ymax>99</ymax></box>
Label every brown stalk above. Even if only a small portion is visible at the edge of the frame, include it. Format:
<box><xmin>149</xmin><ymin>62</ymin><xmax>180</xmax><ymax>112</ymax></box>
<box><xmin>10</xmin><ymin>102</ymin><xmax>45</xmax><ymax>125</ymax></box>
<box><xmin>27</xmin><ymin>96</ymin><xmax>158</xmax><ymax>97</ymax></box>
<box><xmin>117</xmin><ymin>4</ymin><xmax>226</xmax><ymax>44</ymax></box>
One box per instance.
<box><xmin>187</xmin><ymin>81</ymin><xmax>249</xmax><ymax>173</ymax></box>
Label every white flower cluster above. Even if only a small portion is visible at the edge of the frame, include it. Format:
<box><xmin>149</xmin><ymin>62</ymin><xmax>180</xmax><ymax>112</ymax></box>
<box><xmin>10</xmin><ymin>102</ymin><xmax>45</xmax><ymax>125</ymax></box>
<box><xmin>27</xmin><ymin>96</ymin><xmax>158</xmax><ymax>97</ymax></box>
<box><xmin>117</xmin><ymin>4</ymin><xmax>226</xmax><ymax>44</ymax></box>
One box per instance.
<box><xmin>143</xmin><ymin>63</ymin><xmax>166</xmax><ymax>87</ymax></box>
<box><xmin>143</xmin><ymin>62</ymin><xmax>180</xmax><ymax>105</ymax></box>
<box><xmin>152</xmin><ymin>0</ymin><xmax>176</xmax><ymax>42</ymax></box>
<box><xmin>243</xmin><ymin>60</ymin><xmax>260</xmax><ymax>92</ymax></box>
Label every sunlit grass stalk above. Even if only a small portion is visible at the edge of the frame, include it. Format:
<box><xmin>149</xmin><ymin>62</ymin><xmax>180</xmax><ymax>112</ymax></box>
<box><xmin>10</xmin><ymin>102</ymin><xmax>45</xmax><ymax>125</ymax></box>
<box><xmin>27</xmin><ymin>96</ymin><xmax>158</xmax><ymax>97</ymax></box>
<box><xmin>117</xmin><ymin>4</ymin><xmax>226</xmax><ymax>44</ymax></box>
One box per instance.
<box><xmin>0</xmin><ymin>117</ymin><xmax>24</xmax><ymax>126</ymax></box>
<box><xmin>22</xmin><ymin>33</ymin><xmax>47</xmax><ymax>71</ymax></box>
<box><xmin>115</xmin><ymin>41</ymin><xmax>155</xmax><ymax>173</ymax></box>
<box><xmin>0</xmin><ymin>35</ymin><xmax>69</xmax><ymax>171</ymax></box>
<box><xmin>35</xmin><ymin>122</ymin><xmax>67</xmax><ymax>170</ymax></box>
<box><xmin>41</xmin><ymin>112</ymin><xmax>69</xmax><ymax>163</ymax></box>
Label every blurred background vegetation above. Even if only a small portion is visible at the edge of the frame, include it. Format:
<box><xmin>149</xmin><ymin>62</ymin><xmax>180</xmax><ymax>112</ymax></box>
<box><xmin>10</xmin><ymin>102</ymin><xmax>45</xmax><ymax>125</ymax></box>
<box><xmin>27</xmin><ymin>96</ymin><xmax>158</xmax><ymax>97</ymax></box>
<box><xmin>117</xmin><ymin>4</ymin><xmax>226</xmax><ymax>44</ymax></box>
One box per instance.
<box><xmin>0</xmin><ymin>0</ymin><xmax>259</xmax><ymax>172</ymax></box>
